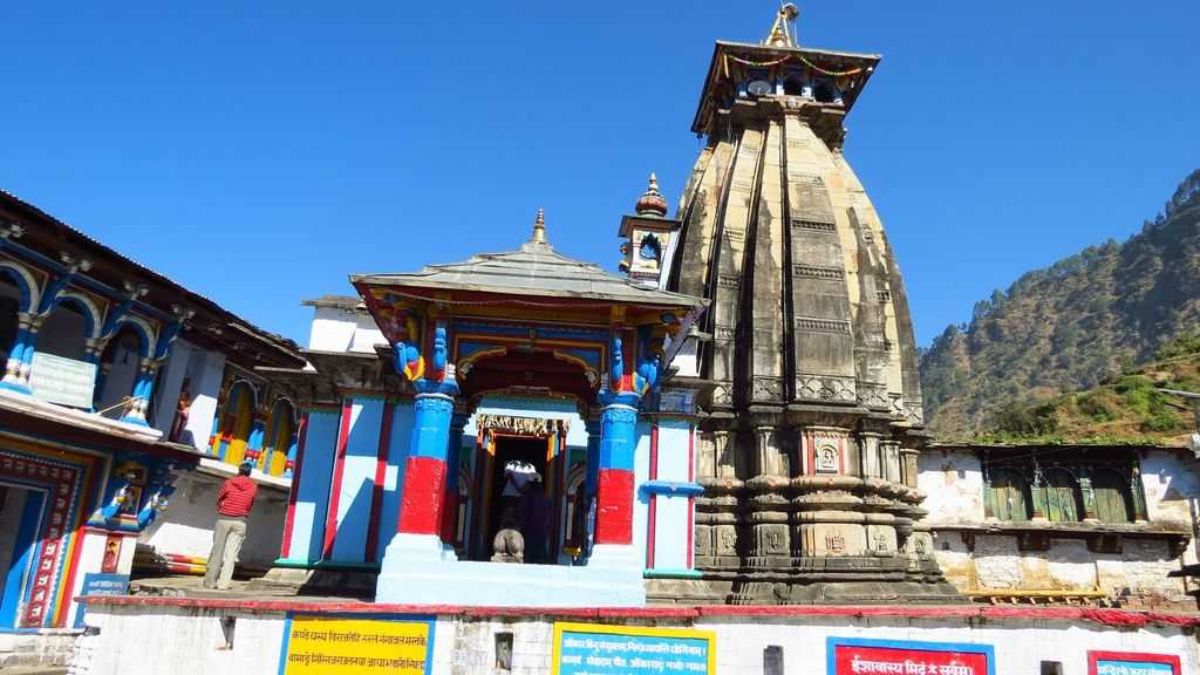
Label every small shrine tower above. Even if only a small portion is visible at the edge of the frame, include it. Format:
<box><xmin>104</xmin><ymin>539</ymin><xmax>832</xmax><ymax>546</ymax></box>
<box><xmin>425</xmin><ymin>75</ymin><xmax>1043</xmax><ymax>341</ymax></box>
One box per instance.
<box><xmin>618</xmin><ymin>174</ymin><xmax>680</xmax><ymax>288</ymax></box>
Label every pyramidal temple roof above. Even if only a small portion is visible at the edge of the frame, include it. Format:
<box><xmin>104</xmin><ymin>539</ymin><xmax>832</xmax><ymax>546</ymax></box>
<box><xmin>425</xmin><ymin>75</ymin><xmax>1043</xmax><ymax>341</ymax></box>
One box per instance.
<box><xmin>351</xmin><ymin>210</ymin><xmax>702</xmax><ymax>309</ymax></box>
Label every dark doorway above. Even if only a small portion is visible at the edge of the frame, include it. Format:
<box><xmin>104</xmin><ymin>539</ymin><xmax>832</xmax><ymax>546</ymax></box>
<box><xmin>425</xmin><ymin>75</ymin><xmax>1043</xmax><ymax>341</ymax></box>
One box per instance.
<box><xmin>0</xmin><ymin>484</ymin><xmax>44</xmax><ymax>629</ymax></box>
<box><xmin>477</xmin><ymin>435</ymin><xmax>562</xmax><ymax>565</ymax></box>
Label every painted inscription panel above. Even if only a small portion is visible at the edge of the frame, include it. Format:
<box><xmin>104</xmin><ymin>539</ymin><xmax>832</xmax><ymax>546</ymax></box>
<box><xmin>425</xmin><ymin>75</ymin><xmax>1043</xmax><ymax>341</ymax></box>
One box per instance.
<box><xmin>552</xmin><ymin>622</ymin><xmax>715</xmax><ymax>675</ymax></box>
<box><xmin>279</xmin><ymin>614</ymin><xmax>434</xmax><ymax>675</ymax></box>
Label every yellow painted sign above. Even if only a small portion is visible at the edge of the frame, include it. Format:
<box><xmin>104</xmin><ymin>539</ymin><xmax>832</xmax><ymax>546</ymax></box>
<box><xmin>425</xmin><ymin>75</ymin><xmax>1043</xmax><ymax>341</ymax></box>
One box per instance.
<box><xmin>281</xmin><ymin>614</ymin><xmax>433</xmax><ymax>675</ymax></box>
<box><xmin>552</xmin><ymin>621</ymin><xmax>716</xmax><ymax>675</ymax></box>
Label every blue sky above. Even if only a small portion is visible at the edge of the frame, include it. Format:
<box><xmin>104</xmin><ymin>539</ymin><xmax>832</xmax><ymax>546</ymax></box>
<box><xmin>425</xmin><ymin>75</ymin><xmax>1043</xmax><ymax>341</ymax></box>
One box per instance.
<box><xmin>0</xmin><ymin>2</ymin><xmax>1196</xmax><ymax>346</ymax></box>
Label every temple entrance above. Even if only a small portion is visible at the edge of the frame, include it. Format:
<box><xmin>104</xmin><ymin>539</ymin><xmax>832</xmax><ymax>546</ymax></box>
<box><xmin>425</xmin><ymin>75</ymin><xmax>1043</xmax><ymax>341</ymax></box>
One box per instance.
<box><xmin>0</xmin><ymin>484</ymin><xmax>43</xmax><ymax>629</ymax></box>
<box><xmin>471</xmin><ymin>434</ymin><xmax>563</xmax><ymax>565</ymax></box>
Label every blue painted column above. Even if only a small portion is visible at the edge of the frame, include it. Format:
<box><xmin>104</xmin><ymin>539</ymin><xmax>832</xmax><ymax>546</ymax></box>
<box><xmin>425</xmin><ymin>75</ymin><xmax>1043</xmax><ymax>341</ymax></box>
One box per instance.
<box><xmin>396</xmin><ymin>392</ymin><xmax>455</xmax><ymax>539</ymax></box>
<box><xmin>120</xmin><ymin>364</ymin><xmax>158</xmax><ymax>426</ymax></box>
<box><xmin>278</xmin><ymin>406</ymin><xmax>341</xmax><ymax>565</ymax></box>
<box><xmin>640</xmin><ymin>415</ymin><xmax>704</xmax><ymax>578</ymax></box>
<box><xmin>327</xmin><ymin>395</ymin><xmax>386</xmax><ymax>563</ymax></box>
<box><xmin>245</xmin><ymin>418</ymin><xmax>266</xmax><ymax>465</ymax></box>
<box><xmin>594</xmin><ymin>393</ymin><xmax>640</xmax><ymax>547</ymax></box>
<box><xmin>1</xmin><ymin>319</ymin><xmax>33</xmax><ymax>393</ymax></box>
<box><xmin>283</xmin><ymin>433</ymin><xmax>300</xmax><ymax>479</ymax></box>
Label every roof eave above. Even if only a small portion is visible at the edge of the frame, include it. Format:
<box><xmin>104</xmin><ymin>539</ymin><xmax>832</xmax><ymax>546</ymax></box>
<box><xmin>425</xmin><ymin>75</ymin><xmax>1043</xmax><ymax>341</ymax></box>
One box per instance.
<box><xmin>352</xmin><ymin>276</ymin><xmax>703</xmax><ymax>311</ymax></box>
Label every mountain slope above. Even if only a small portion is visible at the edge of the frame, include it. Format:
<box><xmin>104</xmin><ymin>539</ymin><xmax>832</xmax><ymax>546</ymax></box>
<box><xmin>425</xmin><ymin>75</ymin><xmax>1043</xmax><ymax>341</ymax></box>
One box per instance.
<box><xmin>920</xmin><ymin>170</ymin><xmax>1200</xmax><ymax>438</ymax></box>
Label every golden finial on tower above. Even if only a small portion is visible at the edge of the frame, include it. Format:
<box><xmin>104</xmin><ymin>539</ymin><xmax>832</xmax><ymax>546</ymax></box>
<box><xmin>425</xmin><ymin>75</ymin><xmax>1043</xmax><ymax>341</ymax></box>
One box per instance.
<box><xmin>531</xmin><ymin>207</ymin><xmax>547</xmax><ymax>244</ymax></box>
<box><xmin>764</xmin><ymin>3</ymin><xmax>799</xmax><ymax>48</ymax></box>
<box><xmin>635</xmin><ymin>173</ymin><xmax>668</xmax><ymax>217</ymax></box>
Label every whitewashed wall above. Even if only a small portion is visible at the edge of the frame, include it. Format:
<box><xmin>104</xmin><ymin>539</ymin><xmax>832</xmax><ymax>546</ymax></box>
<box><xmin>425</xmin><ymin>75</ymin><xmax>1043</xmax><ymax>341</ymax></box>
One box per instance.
<box><xmin>139</xmin><ymin>468</ymin><xmax>289</xmax><ymax>572</ymax></box>
<box><xmin>918</xmin><ymin>448</ymin><xmax>985</xmax><ymax>525</ymax></box>
<box><xmin>72</xmin><ymin>605</ymin><xmax>1200</xmax><ymax>675</ymax></box>
<box><xmin>1141</xmin><ymin>450</ymin><xmax>1200</xmax><ymax>566</ymax></box>
<box><xmin>307</xmin><ymin>306</ymin><xmax>384</xmax><ymax>354</ymax></box>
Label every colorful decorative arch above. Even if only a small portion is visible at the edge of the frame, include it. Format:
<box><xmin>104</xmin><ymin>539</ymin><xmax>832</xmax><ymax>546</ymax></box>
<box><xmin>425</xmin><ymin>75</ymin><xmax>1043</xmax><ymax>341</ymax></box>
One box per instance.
<box><xmin>212</xmin><ymin>380</ymin><xmax>258</xmax><ymax>466</ymax></box>
<box><xmin>0</xmin><ymin>260</ymin><xmax>40</xmax><ymax>312</ymax></box>
<box><xmin>116</xmin><ymin>315</ymin><xmax>157</xmax><ymax>361</ymax></box>
<box><xmin>53</xmin><ymin>291</ymin><xmax>103</xmax><ymax>340</ymax></box>
<box><xmin>264</xmin><ymin>398</ymin><xmax>297</xmax><ymax>477</ymax></box>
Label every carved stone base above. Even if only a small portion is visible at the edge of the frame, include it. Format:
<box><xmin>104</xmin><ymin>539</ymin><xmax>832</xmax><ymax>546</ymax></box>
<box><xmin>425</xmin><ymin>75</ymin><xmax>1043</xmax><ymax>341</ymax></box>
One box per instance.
<box><xmin>645</xmin><ymin>578</ymin><xmax>729</xmax><ymax>605</ymax></box>
<box><xmin>733</xmin><ymin>579</ymin><xmax>962</xmax><ymax>605</ymax></box>
<box><xmin>721</xmin><ymin>555</ymin><xmax>962</xmax><ymax>605</ymax></box>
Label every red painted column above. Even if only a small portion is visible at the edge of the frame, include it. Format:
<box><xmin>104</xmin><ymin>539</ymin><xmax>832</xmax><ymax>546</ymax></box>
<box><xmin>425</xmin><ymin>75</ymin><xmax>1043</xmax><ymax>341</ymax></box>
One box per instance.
<box><xmin>593</xmin><ymin>399</ymin><xmax>639</xmax><ymax>546</ymax></box>
<box><xmin>396</xmin><ymin>393</ymin><xmax>455</xmax><ymax>537</ymax></box>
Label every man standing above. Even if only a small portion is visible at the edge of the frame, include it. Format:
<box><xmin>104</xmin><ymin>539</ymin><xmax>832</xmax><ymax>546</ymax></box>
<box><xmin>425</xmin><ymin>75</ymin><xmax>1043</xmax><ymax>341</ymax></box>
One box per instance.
<box><xmin>203</xmin><ymin>462</ymin><xmax>257</xmax><ymax>590</ymax></box>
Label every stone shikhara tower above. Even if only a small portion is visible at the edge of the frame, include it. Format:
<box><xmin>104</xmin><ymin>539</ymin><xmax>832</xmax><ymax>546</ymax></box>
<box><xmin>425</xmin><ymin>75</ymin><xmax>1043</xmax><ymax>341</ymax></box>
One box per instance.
<box><xmin>633</xmin><ymin>6</ymin><xmax>957</xmax><ymax>603</ymax></box>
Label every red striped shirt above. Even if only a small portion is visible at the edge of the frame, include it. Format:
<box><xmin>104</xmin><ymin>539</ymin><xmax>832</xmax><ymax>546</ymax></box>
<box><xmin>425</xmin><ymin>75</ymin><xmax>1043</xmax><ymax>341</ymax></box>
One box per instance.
<box><xmin>217</xmin><ymin>476</ymin><xmax>258</xmax><ymax>518</ymax></box>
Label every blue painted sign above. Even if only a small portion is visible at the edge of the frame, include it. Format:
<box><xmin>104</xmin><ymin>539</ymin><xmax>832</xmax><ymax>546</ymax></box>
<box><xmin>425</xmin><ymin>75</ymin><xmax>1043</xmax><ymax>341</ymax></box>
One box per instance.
<box><xmin>73</xmin><ymin>572</ymin><xmax>129</xmax><ymax>628</ymax></box>
<box><xmin>1089</xmin><ymin>651</ymin><xmax>1180</xmax><ymax>675</ymax></box>
<box><xmin>1095</xmin><ymin>664</ymin><xmax>1174</xmax><ymax>675</ymax></box>
<box><xmin>552</xmin><ymin>622</ymin><xmax>714</xmax><ymax>674</ymax></box>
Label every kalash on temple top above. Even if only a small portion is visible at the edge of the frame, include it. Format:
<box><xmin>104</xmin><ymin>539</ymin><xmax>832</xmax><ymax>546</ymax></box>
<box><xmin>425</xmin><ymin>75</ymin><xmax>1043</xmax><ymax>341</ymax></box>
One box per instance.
<box><xmin>266</xmin><ymin>5</ymin><xmax>955</xmax><ymax>608</ymax></box>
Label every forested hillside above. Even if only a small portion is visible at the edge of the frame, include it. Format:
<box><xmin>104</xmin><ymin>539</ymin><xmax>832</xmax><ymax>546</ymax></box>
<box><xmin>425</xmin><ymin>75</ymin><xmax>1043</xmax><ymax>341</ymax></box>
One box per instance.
<box><xmin>920</xmin><ymin>170</ymin><xmax>1200</xmax><ymax>438</ymax></box>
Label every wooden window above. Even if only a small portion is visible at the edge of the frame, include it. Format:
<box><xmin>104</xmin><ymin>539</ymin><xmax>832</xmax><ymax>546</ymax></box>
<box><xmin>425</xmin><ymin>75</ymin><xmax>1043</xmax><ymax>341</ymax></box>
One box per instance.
<box><xmin>1092</xmin><ymin>469</ymin><xmax>1134</xmax><ymax>523</ymax></box>
<box><xmin>1043</xmin><ymin>468</ymin><xmax>1083</xmax><ymax>523</ymax></box>
<box><xmin>987</xmin><ymin>468</ymin><xmax>1030</xmax><ymax>521</ymax></box>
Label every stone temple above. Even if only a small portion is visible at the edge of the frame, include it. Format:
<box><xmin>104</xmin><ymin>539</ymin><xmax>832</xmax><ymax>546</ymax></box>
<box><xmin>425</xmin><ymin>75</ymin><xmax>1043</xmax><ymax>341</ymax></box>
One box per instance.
<box><xmin>640</xmin><ymin>6</ymin><xmax>957</xmax><ymax>604</ymax></box>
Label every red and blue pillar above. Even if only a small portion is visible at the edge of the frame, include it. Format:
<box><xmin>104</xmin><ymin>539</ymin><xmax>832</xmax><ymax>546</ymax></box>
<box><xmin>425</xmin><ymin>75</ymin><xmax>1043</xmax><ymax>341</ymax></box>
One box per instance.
<box><xmin>394</xmin><ymin>391</ymin><xmax>457</xmax><ymax>545</ymax></box>
<box><xmin>594</xmin><ymin>397</ymin><xmax>639</xmax><ymax>546</ymax></box>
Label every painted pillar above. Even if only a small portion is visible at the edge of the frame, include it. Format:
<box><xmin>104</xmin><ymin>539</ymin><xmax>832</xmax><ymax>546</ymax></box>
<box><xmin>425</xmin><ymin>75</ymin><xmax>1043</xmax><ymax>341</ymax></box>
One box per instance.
<box><xmin>277</xmin><ymin>406</ymin><xmax>341</xmax><ymax>564</ymax></box>
<box><xmin>326</xmin><ymin>395</ymin><xmax>386</xmax><ymax>563</ymax></box>
<box><xmin>594</xmin><ymin>395</ymin><xmax>639</xmax><ymax>547</ymax></box>
<box><xmin>395</xmin><ymin>392</ymin><xmax>456</xmax><ymax>539</ymax></box>
<box><xmin>18</xmin><ymin>321</ymin><xmax>40</xmax><ymax>386</ymax></box>
<box><xmin>641</xmin><ymin>415</ymin><xmax>703</xmax><ymax>577</ymax></box>
<box><xmin>1</xmin><ymin>317</ymin><xmax>41</xmax><ymax>392</ymax></box>
<box><xmin>245</xmin><ymin>417</ymin><xmax>266</xmax><ymax>466</ymax></box>
<box><xmin>120</xmin><ymin>363</ymin><xmax>158</xmax><ymax>426</ymax></box>
<box><xmin>372</xmin><ymin>400</ymin><xmax>415</xmax><ymax>563</ymax></box>
<box><xmin>365</xmin><ymin>398</ymin><xmax>397</xmax><ymax>563</ymax></box>
<box><xmin>377</xmin><ymin>319</ymin><xmax>462</xmax><ymax>601</ymax></box>
<box><xmin>279</xmin><ymin>413</ymin><xmax>309</xmax><ymax>561</ymax></box>
<box><xmin>0</xmin><ymin>315</ymin><xmax>33</xmax><ymax>392</ymax></box>
<box><xmin>283</xmin><ymin>430</ymin><xmax>300</xmax><ymax>479</ymax></box>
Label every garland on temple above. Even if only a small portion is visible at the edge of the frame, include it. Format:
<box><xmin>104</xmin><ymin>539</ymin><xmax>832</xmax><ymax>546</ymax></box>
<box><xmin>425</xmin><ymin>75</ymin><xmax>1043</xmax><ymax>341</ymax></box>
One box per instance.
<box><xmin>723</xmin><ymin>52</ymin><xmax>866</xmax><ymax>77</ymax></box>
